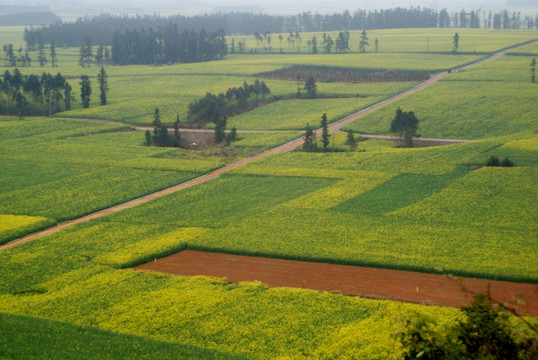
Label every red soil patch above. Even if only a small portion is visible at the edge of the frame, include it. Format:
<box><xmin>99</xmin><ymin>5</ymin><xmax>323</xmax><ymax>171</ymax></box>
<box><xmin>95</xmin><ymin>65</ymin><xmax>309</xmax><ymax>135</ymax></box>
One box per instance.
<box><xmin>136</xmin><ymin>250</ymin><xmax>538</xmax><ymax>316</ymax></box>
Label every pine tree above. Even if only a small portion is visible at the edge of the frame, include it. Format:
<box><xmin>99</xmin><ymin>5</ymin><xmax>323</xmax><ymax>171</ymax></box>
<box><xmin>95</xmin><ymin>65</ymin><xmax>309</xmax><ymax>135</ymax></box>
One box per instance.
<box><xmin>345</xmin><ymin>130</ymin><xmax>358</xmax><ymax>151</ymax></box>
<box><xmin>50</xmin><ymin>42</ymin><xmax>56</xmax><ymax>67</ymax></box>
<box><xmin>303</xmin><ymin>123</ymin><xmax>317</xmax><ymax>152</ymax></box>
<box><xmin>390</xmin><ymin>108</ymin><xmax>419</xmax><ymax>148</ymax></box>
<box><xmin>173</xmin><ymin>114</ymin><xmax>181</xmax><ymax>147</ymax></box>
<box><xmin>530</xmin><ymin>57</ymin><xmax>536</xmax><ymax>83</ymax></box>
<box><xmin>453</xmin><ymin>33</ymin><xmax>459</xmax><ymax>54</ymax></box>
<box><xmin>320</xmin><ymin>113</ymin><xmax>329</xmax><ymax>152</ymax></box>
<box><xmin>38</xmin><ymin>49</ymin><xmax>48</xmax><ymax>67</ymax></box>
<box><xmin>79</xmin><ymin>75</ymin><xmax>91</xmax><ymax>108</ymax></box>
<box><xmin>359</xmin><ymin>29</ymin><xmax>369</xmax><ymax>53</ymax></box>
<box><xmin>97</xmin><ymin>66</ymin><xmax>108</xmax><ymax>105</ymax></box>
<box><xmin>145</xmin><ymin>130</ymin><xmax>152</xmax><ymax>146</ymax></box>
<box><xmin>303</xmin><ymin>75</ymin><xmax>317</xmax><ymax>99</ymax></box>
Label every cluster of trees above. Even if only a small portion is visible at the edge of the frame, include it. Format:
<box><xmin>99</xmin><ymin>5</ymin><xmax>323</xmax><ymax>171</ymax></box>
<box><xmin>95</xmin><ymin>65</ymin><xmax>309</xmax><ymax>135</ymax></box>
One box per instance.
<box><xmin>390</xmin><ymin>108</ymin><xmax>419</xmax><ymax>148</ymax></box>
<box><xmin>22</xmin><ymin>9</ymin><xmax>537</xmax><ymax>50</ymax></box>
<box><xmin>187</xmin><ymin>80</ymin><xmax>270</xmax><ymax>124</ymax></box>
<box><xmin>2</xmin><ymin>42</ymin><xmax>59</xmax><ymax>68</ymax></box>
<box><xmin>0</xmin><ymin>11</ymin><xmax>60</xmax><ymax>26</ymax></box>
<box><xmin>0</xmin><ymin>66</ymin><xmax>110</xmax><ymax>118</ymax></box>
<box><xmin>0</xmin><ymin>69</ymin><xmax>72</xmax><ymax>117</ymax></box>
<box><xmin>110</xmin><ymin>26</ymin><xmax>227</xmax><ymax>65</ymax></box>
<box><xmin>145</xmin><ymin>108</ymin><xmax>181</xmax><ymax>147</ymax></box>
<box><xmin>3</xmin><ymin>44</ymin><xmax>33</xmax><ymax>67</ymax></box>
<box><xmin>486</xmin><ymin>156</ymin><xmax>515</xmax><ymax>167</ymax></box>
<box><xmin>79</xmin><ymin>66</ymin><xmax>109</xmax><ymax>109</ymax></box>
<box><xmin>303</xmin><ymin>113</ymin><xmax>329</xmax><ymax>152</ymax></box>
<box><xmin>297</xmin><ymin>76</ymin><xmax>317</xmax><ymax>99</ymax></box>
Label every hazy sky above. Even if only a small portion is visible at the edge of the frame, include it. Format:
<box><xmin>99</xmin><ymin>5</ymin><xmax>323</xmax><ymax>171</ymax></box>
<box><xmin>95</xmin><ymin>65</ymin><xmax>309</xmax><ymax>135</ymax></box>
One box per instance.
<box><xmin>7</xmin><ymin>0</ymin><xmax>537</xmax><ymax>15</ymax></box>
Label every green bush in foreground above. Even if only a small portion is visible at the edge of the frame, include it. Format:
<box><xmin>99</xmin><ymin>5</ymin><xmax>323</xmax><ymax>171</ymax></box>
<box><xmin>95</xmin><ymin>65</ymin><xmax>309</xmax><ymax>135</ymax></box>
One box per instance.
<box><xmin>399</xmin><ymin>291</ymin><xmax>538</xmax><ymax>359</ymax></box>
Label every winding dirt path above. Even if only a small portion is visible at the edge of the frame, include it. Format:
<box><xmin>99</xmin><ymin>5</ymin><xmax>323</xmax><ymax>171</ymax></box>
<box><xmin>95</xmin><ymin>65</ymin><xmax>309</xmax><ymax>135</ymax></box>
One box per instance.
<box><xmin>136</xmin><ymin>250</ymin><xmax>538</xmax><ymax>316</ymax></box>
<box><xmin>1</xmin><ymin>42</ymin><xmax>533</xmax><ymax>253</ymax></box>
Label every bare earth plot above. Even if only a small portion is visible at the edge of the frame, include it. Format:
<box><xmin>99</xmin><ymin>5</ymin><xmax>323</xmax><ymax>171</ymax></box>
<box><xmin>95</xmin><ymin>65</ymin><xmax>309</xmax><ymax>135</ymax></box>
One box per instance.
<box><xmin>136</xmin><ymin>250</ymin><xmax>538</xmax><ymax>316</ymax></box>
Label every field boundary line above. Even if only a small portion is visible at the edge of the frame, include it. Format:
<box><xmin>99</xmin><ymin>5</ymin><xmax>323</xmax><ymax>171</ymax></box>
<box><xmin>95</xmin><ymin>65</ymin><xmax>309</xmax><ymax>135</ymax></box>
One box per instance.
<box><xmin>2</xmin><ymin>41</ymin><xmax>533</xmax><ymax>251</ymax></box>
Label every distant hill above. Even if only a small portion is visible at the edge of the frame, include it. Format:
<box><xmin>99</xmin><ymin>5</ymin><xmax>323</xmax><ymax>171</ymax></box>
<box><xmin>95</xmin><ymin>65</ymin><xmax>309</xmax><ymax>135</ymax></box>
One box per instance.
<box><xmin>0</xmin><ymin>11</ymin><xmax>61</xmax><ymax>26</ymax></box>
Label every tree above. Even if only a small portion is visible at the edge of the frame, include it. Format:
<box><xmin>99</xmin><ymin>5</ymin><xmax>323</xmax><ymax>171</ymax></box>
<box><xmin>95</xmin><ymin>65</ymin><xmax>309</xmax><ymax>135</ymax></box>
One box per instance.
<box><xmin>214</xmin><ymin>114</ymin><xmax>227</xmax><ymax>144</ymax></box>
<box><xmin>390</xmin><ymin>108</ymin><xmax>419</xmax><ymax>147</ymax></box>
<box><xmin>151</xmin><ymin>107</ymin><xmax>171</xmax><ymax>147</ymax></box>
<box><xmin>399</xmin><ymin>289</ymin><xmax>537</xmax><ymax>360</ymax></box>
<box><xmin>64</xmin><ymin>82</ymin><xmax>72</xmax><ymax>110</ymax></box>
<box><xmin>530</xmin><ymin>57</ymin><xmax>536</xmax><ymax>83</ymax></box>
<box><xmin>345</xmin><ymin>130</ymin><xmax>358</xmax><ymax>151</ymax></box>
<box><xmin>359</xmin><ymin>29</ymin><xmax>369</xmax><ymax>53</ymax></box>
<box><xmin>311</xmin><ymin>35</ymin><xmax>318</xmax><ymax>54</ymax></box>
<box><xmin>97</xmin><ymin>66</ymin><xmax>108</xmax><ymax>105</ymax></box>
<box><xmin>453</xmin><ymin>32</ymin><xmax>459</xmax><ymax>53</ymax></box>
<box><xmin>79</xmin><ymin>75</ymin><xmax>92</xmax><ymax>108</ymax></box>
<box><xmin>302</xmin><ymin>123</ymin><xmax>317</xmax><ymax>152</ymax></box>
<box><xmin>320</xmin><ymin>113</ymin><xmax>329</xmax><ymax>152</ymax></box>
<box><xmin>172</xmin><ymin>114</ymin><xmax>181</xmax><ymax>147</ymax></box>
<box><xmin>95</xmin><ymin>44</ymin><xmax>104</xmax><ymax>66</ymax></box>
<box><xmin>145</xmin><ymin>130</ymin><xmax>152</xmax><ymax>146</ymax></box>
<box><xmin>38</xmin><ymin>48</ymin><xmax>48</xmax><ymax>67</ymax></box>
<box><xmin>403</xmin><ymin>111</ymin><xmax>419</xmax><ymax>147</ymax></box>
<box><xmin>50</xmin><ymin>42</ymin><xmax>56</xmax><ymax>67</ymax></box>
<box><xmin>303</xmin><ymin>75</ymin><xmax>317</xmax><ymax>99</ymax></box>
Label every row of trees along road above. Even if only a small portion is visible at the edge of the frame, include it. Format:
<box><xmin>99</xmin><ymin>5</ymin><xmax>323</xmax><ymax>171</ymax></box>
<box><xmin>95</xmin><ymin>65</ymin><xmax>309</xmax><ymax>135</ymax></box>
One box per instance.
<box><xmin>22</xmin><ymin>9</ymin><xmax>538</xmax><ymax>50</ymax></box>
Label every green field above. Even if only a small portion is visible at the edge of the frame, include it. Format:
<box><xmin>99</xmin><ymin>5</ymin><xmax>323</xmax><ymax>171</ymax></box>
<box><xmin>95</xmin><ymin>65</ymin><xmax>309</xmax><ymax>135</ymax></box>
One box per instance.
<box><xmin>0</xmin><ymin>117</ymin><xmax>301</xmax><ymax>243</ymax></box>
<box><xmin>343</xmin><ymin>55</ymin><xmax>538</xmax><ymax>139</ymax></box>
<box><xmin>231</xmin><ymin>28</ymin><xmax>538</xmax><ymax>54</ymax></box>
<box><xmin>1</xmin><ymin>26</ymin><xmax>537</xmax><ymax>359</ymax></box>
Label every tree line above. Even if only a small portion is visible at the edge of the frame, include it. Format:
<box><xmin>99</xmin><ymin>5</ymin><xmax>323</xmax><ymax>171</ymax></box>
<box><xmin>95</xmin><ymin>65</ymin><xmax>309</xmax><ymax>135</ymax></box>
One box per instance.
<box><xmin>0</xmin><ymin>69</ymin><xmax>72</xmax><ymax>117</ymax></box>
<box><xmin>0</xmin><ymin>66</ymin><xmax>109</xmax><ymax>118</ymax></box>
<box><xmin>110</xmin><ymin>26</ymin><xmax>227</xmax><ymax>65</ymax></box>
<box><xmin>23</xmin><ymin>8</ymin><xmax>538</xmax><ymax>49</ymax></box>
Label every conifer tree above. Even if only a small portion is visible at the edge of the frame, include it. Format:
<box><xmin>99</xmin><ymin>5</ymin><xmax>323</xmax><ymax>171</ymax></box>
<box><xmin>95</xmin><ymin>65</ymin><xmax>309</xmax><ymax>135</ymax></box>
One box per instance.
<box><xmin>303</xmin><ymin>123</ymin><xmax>317</xmax><ymax>152</ymax></box>
<box><xmin>320</xmin><ymin>113</ymin><xmax>329</xmax><ymax>152</ymax></box>
<box><xmin>345</xmin><ymin>130</ymin><xmax>358</xmax><ymax>151</ymax></box>
<box><xmin>303</xmin><ymin>75</ymin><xmax>317</xmax><ymax>99</ymax></box>
<box><xmin>97</xmin><ymin>66</ymin><xmax>108</xmax><ymax>105</ymax></box>
<box><xmin>530</xmin><ymin>57</ymin><xmax>536</xmax><ymax>83</ymax></box>
<box><xmin>79</xmin><ymin>75</ymin><xmax>91</xmax><ymax>108</ymax></box>
<box><xmin>359</xmin><ymin>29</ymin><xmax>369</xmax><ymax>53</ymax></box>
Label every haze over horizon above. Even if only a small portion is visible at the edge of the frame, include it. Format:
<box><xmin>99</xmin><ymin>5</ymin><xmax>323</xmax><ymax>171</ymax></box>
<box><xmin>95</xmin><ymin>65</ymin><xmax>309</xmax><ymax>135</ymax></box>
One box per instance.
<box><xmin>2</xmin><ymin>0</ymin><xmax>537</xmax><ymax>16</ymax></box>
